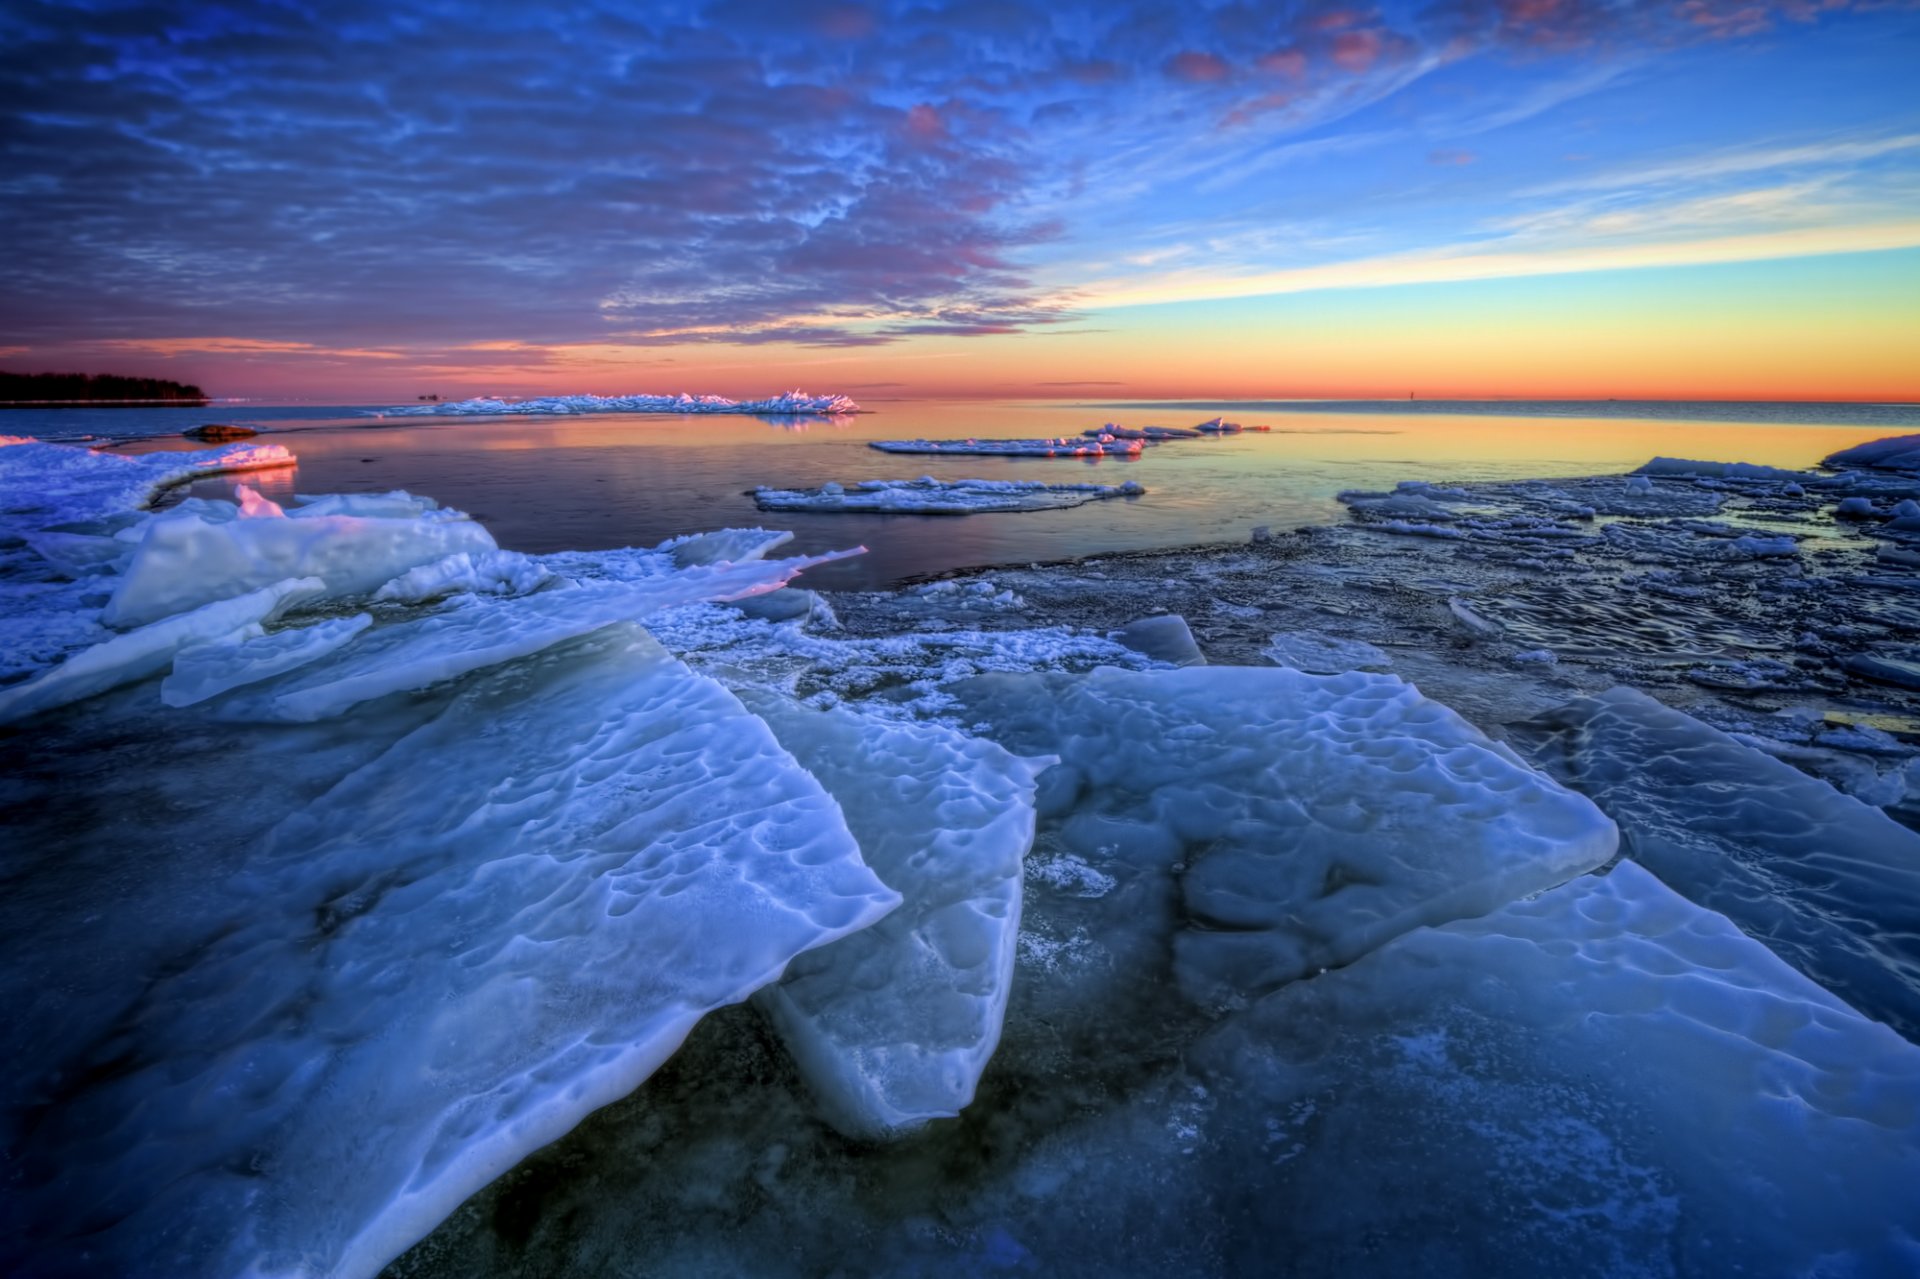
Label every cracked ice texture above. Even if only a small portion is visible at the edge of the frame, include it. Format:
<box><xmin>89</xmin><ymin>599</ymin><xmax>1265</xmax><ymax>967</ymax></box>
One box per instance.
<box><xmin>748</xmin><ymin>695</ymin><xmax>1048</xmax><ymax>1138</ymax></box>
<box><xmin>1</xmin><ymin>627</ymin><xmax>899</xmax><ymax>1279</ymax></box>
<box><xmin>381</xmin><ymin>390</ymin><xmax>860</xmax><ymax>417</ymax></box>
<box><xmin>955</xmin><ymin>666</ymin><xmax>1618</xmax><ymax>1006</ymax></box>
<box><xmin>1195</xmin><ymin>860</ymin><xmax>1920</xmax><ymax>1277</ymax></box>
<box><xmin>1511</xmin><ymin>686</ymin><xmax>1920</xmax><ymax>1042</ymax></box>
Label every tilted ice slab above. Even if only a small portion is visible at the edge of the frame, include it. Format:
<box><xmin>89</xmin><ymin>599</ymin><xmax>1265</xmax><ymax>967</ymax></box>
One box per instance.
<box><xmin>0</xmin><ymin>576</ymin><xmax>321</xmax><ymax>724</ymax></box>
<box><xmin>746</xmin><ymin>694</ymin><xmax>1048</xmax><ymax>1138</ymax></box>
<box><xmin>2</xmin><ymin>627</ymin><xmax>899</xmax><ymax>1279</ymax></box>
<box><xmin>104</xmin><ymin>497</ymin><xmax>499</xmax><ymax>627</ymax></box>
<box><xmin>372</xmin><ymin>549</ymin><xmax>553</xmax><ymax>603</ymax></box>
<box><xmin>0</xmin><ymin>438</ymin><xmax>294</xmax><ymax>536</ymax></box>
<box><xmin>1195</xmin><ymin>860</ymin><xmax>1920</xmax><ymax>1277</ymax></box>
<box><xmin>381</xmin><ymin>389</ymin><xmax>860</xmax><ymax>417</ymax></box>
<box><xmin>754</xmin><ymin>476</ymin><xmax>1144</xmax><ymax>515</ymax></box>
<box><xmin>1511</xmin><ymin>686</ymin><xmax>1920</xmax><ymax>1041</ymax></box>
<box><xmin>954</xmin><ymin>666</ymin><xmax>1617</xmax><ymax>1006</ymax></box>
<box><xmin>868</xmin><ymin>435</ymin><xmax>1145</xmax><ymax>458</ymax></box>
<box><xmin>220</xmin><ymin>546</ymin><xmax>863</xmax><ymax>722</ymax></box>
<box><xmin>1825</xmin><ymin>432</ymin><xmax>1920</xmax><ymax>471</ymax></box>
<box><xmin>160</xmin><ymin>613</ymin><xmax>373</xmax><ymax>707</ymax></box>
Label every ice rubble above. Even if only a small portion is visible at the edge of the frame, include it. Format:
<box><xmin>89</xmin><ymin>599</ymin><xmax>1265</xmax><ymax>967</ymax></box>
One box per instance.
<box><xmin>953</xmin><ymin>666</ymin><xmax>1618</xmax><ymax>1006</ymax></box>
<box><xmin>381</xmin><ymin>390</ymin><xmax>861</xmax><ymax>416</ymax></box>
<box><xmin>753</xmin><ymin>476</ymin><xmax>1144</xmax><ymax>514</ymax></box>
<box><xmin>1194</xmin><ymin>860</ymin><xmax>1920</xmax><ymax>1277</ymax></box>
<box><xmin>1511</xmin><ymin>687</ymin><xmax>1920</xmax><ymax>1040</ymax></box>
<box><xmin>3</xmin><ymin>627</ymin><xmax>899</xmax><ymax>1278</ymax></box>
<box><xmin>1634</xmin><ymin>456</ymin><xmax>1809</xmax><ymax>480</ymax></box>
<box><xmin>747</xmin><ymin>694</ymin><xmax>1047</xmax><ymax>1138</ymax></box>
<box><xmin>103</xmin><ymin>496</ymin><xmax>501</xmax><ymax>627</ymax></box>
<box><xmin>371</xmin><ymin>548</ymin><xmax>553</xmax><ymax>602</ymax></box>
<box><xmin>0</xmin><ymin>576</ymin><xmax>321</xmax><ymax>724</ymax></box>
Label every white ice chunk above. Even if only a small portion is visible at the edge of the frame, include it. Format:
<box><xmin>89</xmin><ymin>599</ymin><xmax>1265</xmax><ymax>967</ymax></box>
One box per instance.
<box><xmin>1512</xmin><ymin>687</ymin><xmax>1920</xmax><ymax>1040</ymax></box>
<box><xmin>1824</xmin><ymin>432</ymin><xmax>1920</xmax><ymax>472</ymax></box>
<box><xmin>161</xmin><ymin>613</ymin><xmax>374</xmax><ymax>707</ymax></box>
<box><xmin>754</xmin><ymin>476</ymin><xmax>1144</xmax><ymax>514</ymax></box>
<box><xmin>1196</xmin><ymin>860</ymin><xmax>1920</xmax><ymax>1277</ymax></box>
<box><xmin>372</xmin><ymin>549</ymin><xmax>553</xmax><ymax>603</ymax></box>
<box><xmin>104</xmin><ymin>503</ymin><xmax>499</xmax><ymax>627</ymax></box>
<box><xmin>1109</xmin><ymin>613</ymin><xmax>1205</xmax><ymax>665</ymax></box>
<box><xmin>7</xmin><ymin>627</ymin><xmax>898</xmax><ymax>1278</ymax></box>
<box><xmin>0</xmin><ymin>577</ymin><xmax>322</xmax><ymax>723</ymax></box>
<box><xmin>955</xmin><ymin>666</ymin><xmax>1617</xmax><ymax>1005</ymax></box>
<box><xmin>1264</xmin><ymin>630</ymin><xmax>1392</xmax><ymax>674</ymax></box>
<box><xmin>1633</xmin><ymin>456</ymin><xmax>1810</xmax><ymax>480</ymax></box>
<box><xmin>381</xmin><ymin>389</ymin><xmax>860</xmax><ymax>416</ymax></box>
<box><xmin>223</xmin><ymin>547</ymin><xmax>863</xmax><ymax>722</ymax></box>
<box><xmin>288</xmin><ymin>490</ymin><xmax>441</xmax><ymax>519</ymax></box>
<box><xmin>657</xmin><ymin>526</ymin><xmax>795</xmax><ymax>567</ymax></box>
<box><xmin>747</xmin><ymin>694</ymin><xmax>1046</xmax><ymax>1138</ymax></box>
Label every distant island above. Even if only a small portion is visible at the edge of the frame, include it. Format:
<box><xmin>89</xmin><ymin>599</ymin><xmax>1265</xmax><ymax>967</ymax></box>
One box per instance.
<box><xmin>0</xmin><ymin>371</ymin><xmax>209</xmax><ymax>406</ymax></box>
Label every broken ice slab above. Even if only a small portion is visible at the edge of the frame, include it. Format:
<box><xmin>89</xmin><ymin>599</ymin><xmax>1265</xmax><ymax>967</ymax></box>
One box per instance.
<box><xmin>103</xmin><ymin>498</ymin><xmax>500</xmax><ymax>627</ymax></box>
<box><xmin>1193</xmin><ymin>860</ymin><xmax>1920</xmax><ymax>1277</ymax></box>
<box><xmin>748</xmin><ymin>694</ymin><xmax>1047</xmax><ymax>1138</ymax></box>
<box><xmin>1511</xmin><ymin>686</ymin><xmax>1920</xmax><ymax>1040</ymax></box>
<box><xmin>216</xmin><ymin>546</ymin><xmax>863</xmax><ymax>722</ymax></box>
<box><xmin>953</xmin><ymin>665</ymin><xmax>1617</xmax><ymax>1006</ymax></box>
<box><xmin>1</xmin><ymin>626</ymin><xmax>899</xmax><ymax>1279</ymax></box>
<box><xmin>753</xmin><ymin>476</ymin><xmax>1143</xmax><ymax>515</ymax></box>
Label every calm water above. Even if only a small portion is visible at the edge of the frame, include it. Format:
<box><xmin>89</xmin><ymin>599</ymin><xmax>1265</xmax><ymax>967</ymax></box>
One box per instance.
<box><xmin>19</xmin><ymin>398</ymin><xmax>1916</xmax><ymax>589</ymax></box>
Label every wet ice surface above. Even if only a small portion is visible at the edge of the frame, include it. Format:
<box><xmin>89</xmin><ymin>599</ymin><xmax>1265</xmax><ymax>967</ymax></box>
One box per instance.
<box><xmin>3</xmin><ymin>431</ymin><xmax>1920</xmax><ymax>1277</ymax></box>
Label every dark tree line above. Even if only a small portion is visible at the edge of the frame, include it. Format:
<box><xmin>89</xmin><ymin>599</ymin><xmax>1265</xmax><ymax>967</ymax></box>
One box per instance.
<box><xmin>0</xmin><ymin>371</ymin><xmax>209</xmax><ymax>404</ymax></box>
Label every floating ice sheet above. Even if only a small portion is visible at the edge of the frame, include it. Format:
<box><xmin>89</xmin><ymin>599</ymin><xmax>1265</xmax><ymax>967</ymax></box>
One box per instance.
<box><xmin>748</xmin><ymin>694</ymin><xmax>1046</xmax><ymax>1137</ymax></box>
<box><xmin>1511</xmin><ymin>686</ymin><xmax>1920</xmax><ymax>1040</ymax></box>
<box><xmin>953</xmin><ymin>665</ymin><xmax>1617</xmax><ymax>1006</ymax></box>
<box><xmin>754</xmin><ymin>476</ymin><xmax>1143</xmax><ymax>514</ymax></box>
<box><xmin>1195</xmin><ymin>860</ymin><xmax>1920</xmax><ymax>1277</ymax></box>
<box><xmin>868</xmin><ymin>435</ymin><xmax>1145</xmax><ymax>458</ymax></box>
<box><xmin>381</xmin><ymin>389</ymin><xmax>859</xmax><ymax>416</ymax></box>
<box><xmin>1</xmin><ymin>626</ymin><xmax>899</xmax><ymax>1279</ymax></box>
<box><xmin>1264</xmin><ymin>630</ymin><xmax>1392</xmax><ymax>673</ymax></box>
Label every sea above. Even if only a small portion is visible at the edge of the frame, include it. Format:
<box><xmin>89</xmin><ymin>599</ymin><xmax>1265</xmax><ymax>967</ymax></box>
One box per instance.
<box><xmin>7</xmin><ymin>396</ymin><xmax>1917</xmax><ymax>588</ymax></box>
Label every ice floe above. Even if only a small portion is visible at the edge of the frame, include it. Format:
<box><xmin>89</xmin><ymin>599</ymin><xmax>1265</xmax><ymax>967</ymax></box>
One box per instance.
<box><xmin>869</xmin><ymin>434</ymin><xmax>1145</xmax><ymax>458</ymax></box>
<box><xmin>754</xmin><ymin>476</ymin><xmax>1143</xmax><ymax>514</ymax></box>
<box><xmin>380</xmin><ymin>389</ymin><xmax>861</xmax><ymax>416</ymax></box>
<box><xmin>1263</xmin><ymin>629</ymin><xmax>1392</xmax><ymax>673</ymax></box>
<box><xmin>748</xmin><ymin>695</ymin><xmax>1047</xmax><ymax>1138</ymax></box>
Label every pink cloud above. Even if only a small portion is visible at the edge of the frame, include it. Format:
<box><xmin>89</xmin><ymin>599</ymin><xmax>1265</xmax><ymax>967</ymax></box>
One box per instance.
<box><xmin>1429</xmin><ymin>148</ymin><xmax>1476</xmax><ymax>165</ymax></box>
<box><xmin>1330</xmin><ymin>28</ymin><xmax>1385</xmax><ymax>71</ymax></box>
<box><xmin>904</xmin><ymin>103</ymin><xmax>947</xmax><ymax>141</ymax></box>
<box><xmin>1256</xmin><ymin>46</ymin><xmax>1308</xmax><ymax>77</ymax></box>
<box><xmin>1165</xmin><ymin>50</ymin><xmax>1232</xmax><ymax>82</ymax></box>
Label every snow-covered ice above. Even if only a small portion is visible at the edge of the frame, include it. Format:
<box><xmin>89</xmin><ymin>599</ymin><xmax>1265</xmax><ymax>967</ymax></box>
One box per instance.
<box><xmin>748</xmin><ymin>695</ymin><xmax>1047</xmax><ymax>1138</ymax></box>
<box><xmin>380</xmin><ymin>389</ymin><xmax>861</xmax><ymax>416</ymax></box>
<box><xmin>754</xmin><ymin>476</ymin><xmax>1144</xmax><ymax>514</ymax></box>
<box><xmin>1826</xmin><ymin>432</ymin><xmax>1920</xmax><ymax>471</ymax></box>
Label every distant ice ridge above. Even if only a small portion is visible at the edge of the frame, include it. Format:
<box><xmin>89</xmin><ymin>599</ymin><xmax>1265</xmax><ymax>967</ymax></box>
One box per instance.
<box><xmin>380</xmin><ymin>389</ymin><xmax>860</xmax><ymax>416</ymax></box>
<box><xmin>754</xmin><ymin>476</ymin><xmax>1144</xmax><ymax>514</ymax></box>
<box><xmin>865</xmin><ymin>416</ymin><xmax>1273</xmax><ymax>459</ymax></box>
<box><xmin>1826</xmin><ymin>432</ymin><xmax>1920</xmax><ymax>471</ymax></box>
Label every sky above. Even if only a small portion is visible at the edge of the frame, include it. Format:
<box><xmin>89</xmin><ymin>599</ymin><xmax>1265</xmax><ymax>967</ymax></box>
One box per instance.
<box><xmin>1</xmin><ymin>0</ymin><xmax>1917</xmax><ymax>402</ymax></box>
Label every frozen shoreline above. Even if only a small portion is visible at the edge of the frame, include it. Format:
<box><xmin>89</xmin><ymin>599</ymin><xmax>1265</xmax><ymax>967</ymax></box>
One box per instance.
<box><xmin>2</xmin><ymin>430</ymin><xmax>1918</xmax><ymax>1278</ymax></box>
